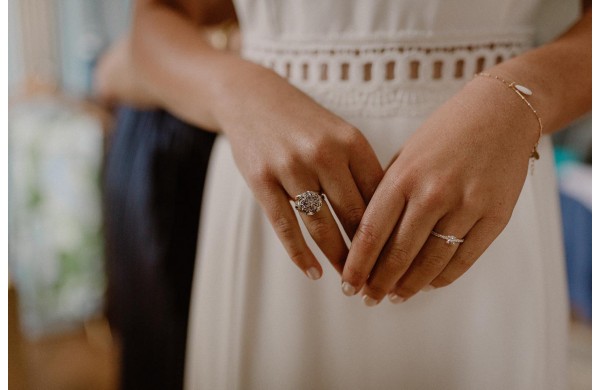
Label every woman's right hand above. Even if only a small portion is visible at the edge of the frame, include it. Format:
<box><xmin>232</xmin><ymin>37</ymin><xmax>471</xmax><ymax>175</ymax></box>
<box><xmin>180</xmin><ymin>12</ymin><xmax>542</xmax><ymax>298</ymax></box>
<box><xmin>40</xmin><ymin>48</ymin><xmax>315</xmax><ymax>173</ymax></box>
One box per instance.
<box><xmin>213</xmin><ymin>62</ymin><xmax>384</xmax><ymax>279</ymax></box>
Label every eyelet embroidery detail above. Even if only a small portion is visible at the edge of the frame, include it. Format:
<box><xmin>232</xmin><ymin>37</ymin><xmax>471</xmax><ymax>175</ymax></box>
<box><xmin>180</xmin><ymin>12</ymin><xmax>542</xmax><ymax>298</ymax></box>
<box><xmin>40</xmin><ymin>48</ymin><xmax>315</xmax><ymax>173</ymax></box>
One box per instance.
<box><xmin>243</xmin><ymin>36</ymin><xmax>532</xmax><ymax>117</ymax></box>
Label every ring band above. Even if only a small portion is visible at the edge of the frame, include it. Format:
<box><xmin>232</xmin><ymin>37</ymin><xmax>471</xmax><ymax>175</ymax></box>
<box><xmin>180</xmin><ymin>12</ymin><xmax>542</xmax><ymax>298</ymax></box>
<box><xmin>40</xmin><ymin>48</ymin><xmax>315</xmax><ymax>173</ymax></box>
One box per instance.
<box><xmin>295</xmin><ymin>191</ymin><xmax>325</xmax><ymax>216</ymax></box>
<box><xmin>431</xmin><ymin>231</ymin><xmax>464</xmax><ymax>245</ymax></box>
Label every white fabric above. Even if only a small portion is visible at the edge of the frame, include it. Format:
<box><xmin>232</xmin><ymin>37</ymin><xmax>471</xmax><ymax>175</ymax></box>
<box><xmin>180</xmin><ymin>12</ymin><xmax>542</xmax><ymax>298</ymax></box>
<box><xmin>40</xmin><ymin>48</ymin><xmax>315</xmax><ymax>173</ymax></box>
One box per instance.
<box><xmin>186</xmin><ymin>1</ymin><xmax>573</xmax><ymax>389</ymax></box>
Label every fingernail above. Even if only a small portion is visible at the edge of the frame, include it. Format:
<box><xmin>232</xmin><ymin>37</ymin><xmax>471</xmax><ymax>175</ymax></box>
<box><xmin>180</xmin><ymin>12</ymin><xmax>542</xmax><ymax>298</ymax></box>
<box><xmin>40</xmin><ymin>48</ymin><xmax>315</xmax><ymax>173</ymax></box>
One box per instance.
<box><xmin>362</xmin><ymin>295</ymin><xmax>379</xmax><ymax>307</ymax></box>
<box><xmin>306</xmin><ymin>267</ymin><xmax>321</xmax><ymax>280</ymax></box>
<box><xmin>341</xmin><ymin>281</ymin><xmax>356</xmax><ymax>296</ymax></box>
<box><xmin>422</xmin><ymin>285</ymin><xmax>436</xmax><ymax>292</ymax></box>
<box><xmin>388</xmin><ymin>293</ymin><xmax>405</xmax><ymax>304</ymax></box>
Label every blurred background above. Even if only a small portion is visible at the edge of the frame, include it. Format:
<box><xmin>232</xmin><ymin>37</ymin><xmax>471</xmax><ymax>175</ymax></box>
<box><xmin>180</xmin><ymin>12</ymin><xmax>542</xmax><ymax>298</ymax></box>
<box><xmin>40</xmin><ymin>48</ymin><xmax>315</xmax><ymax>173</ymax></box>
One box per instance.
<box><xmin>7</xmin><ymin>0</ymin><xmax>591</xmax><ymax>389</ymax></box>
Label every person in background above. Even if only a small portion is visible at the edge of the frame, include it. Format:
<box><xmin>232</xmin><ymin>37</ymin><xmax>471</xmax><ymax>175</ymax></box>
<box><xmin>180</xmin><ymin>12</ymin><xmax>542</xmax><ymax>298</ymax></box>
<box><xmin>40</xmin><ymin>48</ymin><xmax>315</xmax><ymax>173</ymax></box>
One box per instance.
<box><xmin>95</xmin><ymin>17</ymin><xmax>239</xmax><ymax>389</ymax></box>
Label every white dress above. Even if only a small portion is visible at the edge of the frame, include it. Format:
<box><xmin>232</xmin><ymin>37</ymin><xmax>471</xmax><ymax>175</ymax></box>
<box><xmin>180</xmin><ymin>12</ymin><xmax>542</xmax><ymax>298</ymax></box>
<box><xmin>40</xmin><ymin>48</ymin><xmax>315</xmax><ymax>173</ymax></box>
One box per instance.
<box><xmin>186</xmin><ymin>1</ymin><xmax>577</xmax><ymax>389</ymax></box>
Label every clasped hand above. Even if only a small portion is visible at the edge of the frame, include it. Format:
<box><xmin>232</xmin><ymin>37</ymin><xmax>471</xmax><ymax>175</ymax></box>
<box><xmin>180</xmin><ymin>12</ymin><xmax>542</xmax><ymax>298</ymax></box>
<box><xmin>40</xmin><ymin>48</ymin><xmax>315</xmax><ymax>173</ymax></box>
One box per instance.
<box><xmin>218</xmin><ymin>65</ymin><xmax>535</xmax><ymax>306</ymax></box>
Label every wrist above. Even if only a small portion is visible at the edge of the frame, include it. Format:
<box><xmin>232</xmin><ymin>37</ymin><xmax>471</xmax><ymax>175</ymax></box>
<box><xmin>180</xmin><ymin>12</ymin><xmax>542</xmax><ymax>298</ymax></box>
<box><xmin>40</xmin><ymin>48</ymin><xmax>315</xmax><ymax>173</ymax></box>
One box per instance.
<box><xmin>475</xmin><ymin>73</ymin><xmax>543</xmax><ymax>157</ymax></box>
<box><xmin>209</xmin><ymin>58</ymin><xmax>260</xmax><ymax>128</ymax></box>
<box><xmin>209</xmin><ymin>60</ymin><xmax>289</xmax><ymax>136</ymax></box>
<box><xmin>461</xmin><ymin>75</ymin><xmax>542</xmax><ymax>152</ymax></box>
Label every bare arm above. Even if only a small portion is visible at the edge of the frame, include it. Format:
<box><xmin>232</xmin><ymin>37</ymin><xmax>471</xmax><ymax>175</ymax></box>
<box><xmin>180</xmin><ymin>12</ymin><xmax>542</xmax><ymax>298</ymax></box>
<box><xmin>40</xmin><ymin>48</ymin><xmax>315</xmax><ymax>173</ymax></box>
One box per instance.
<box><xmin>94</xmin><ymin>36</ymin><xmax>158</xmax><ymax>108</ymax></box>
<box><xmin>94</xmin><ymin>18</ymin><xmax>240</xmax><ymax>108</ymax></box>
<box><xmin>129</xmin><ymin>0</ymin><xmax>246</xmax><ymax>130</ymax></box>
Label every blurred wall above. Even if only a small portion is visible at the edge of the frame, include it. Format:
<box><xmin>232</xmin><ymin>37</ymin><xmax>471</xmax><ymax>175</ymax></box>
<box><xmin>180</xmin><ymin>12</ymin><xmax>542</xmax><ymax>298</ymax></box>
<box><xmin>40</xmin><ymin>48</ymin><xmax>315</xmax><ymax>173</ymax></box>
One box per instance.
<box><xmin>9</xmin><ymin>0</ymin><xmax>131</xmax><ymax>97</ymax></box>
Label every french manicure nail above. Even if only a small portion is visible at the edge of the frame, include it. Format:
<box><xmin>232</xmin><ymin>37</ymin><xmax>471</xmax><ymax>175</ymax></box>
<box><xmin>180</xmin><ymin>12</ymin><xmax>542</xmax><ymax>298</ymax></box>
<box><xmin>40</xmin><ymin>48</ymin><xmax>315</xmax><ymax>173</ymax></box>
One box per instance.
<box><xmin>341</xmin><ymin>281</ymin><xmax>356</xmax><ymax>296</ymax></box>
<box><xmin>306</xmin><ymin>267</ymin><xmax>321</xmax><ymax>280</ymax></box>
<box><xmin>422</xmin><ymin>285</ymin><xmax>435</xmax><ymax>292</ymax></box>
<box><xmin>388</xmin><ymin>293</ymin><xmax>405</xmax><ymax>304</ymax></box>
<box><xmin>362</xmin><ymin>295</ymin><xmax>379</xmax><ymax>307</ymax></box>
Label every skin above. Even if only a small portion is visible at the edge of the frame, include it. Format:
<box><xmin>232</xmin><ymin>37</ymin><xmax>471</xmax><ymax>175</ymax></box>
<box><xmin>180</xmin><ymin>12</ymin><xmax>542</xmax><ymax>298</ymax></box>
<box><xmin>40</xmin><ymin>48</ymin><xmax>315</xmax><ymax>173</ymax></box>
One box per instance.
<box><xmin>96</xmin><ymin>0</ymin><xmax>591</xmax><ymax>304</ymax></box>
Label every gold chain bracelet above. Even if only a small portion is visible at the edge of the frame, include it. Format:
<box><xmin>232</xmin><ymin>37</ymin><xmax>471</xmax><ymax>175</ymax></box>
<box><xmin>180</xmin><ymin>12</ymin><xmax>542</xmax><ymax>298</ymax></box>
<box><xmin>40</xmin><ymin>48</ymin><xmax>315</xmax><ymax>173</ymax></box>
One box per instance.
<box><xmin>475</xmin><ymin>72</ymin><xmax>543</xmax><ymax>173</ymax></box>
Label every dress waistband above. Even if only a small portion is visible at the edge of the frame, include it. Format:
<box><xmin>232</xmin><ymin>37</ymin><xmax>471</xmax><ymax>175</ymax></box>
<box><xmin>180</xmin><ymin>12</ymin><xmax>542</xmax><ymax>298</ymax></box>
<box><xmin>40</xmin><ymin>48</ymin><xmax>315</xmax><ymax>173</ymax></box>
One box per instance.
<box><xmin>241</xmin><ymin>32</ymin><xmax>533</xmax><ymax>117</ymax></box>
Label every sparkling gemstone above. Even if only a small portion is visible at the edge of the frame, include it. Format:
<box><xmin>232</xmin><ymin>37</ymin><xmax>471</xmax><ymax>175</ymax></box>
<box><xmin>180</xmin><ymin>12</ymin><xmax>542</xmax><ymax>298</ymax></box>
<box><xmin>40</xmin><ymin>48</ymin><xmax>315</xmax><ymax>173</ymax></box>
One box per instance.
<box><xmin>295</xmin><ymin>191</ymin><xmax>323</xmax><ymax>215</ymax></box>
<box><xmin>515</xmin><ymin>84</ymin><xmax>532</xmax><ymax>96</ymax></box>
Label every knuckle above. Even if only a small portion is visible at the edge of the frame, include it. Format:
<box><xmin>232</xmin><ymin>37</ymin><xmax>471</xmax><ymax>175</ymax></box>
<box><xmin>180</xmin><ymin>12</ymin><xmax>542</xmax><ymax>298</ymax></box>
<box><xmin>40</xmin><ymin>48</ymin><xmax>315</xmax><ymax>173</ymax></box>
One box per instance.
<box><xmin>306</xmin><ymin>215</ymin><xmax>331</xmax><ymax>239</ymax></box>
<box><xmin>305</xmin><ymin>135</ymin><xmax>330</xmax><ymax>156</ymax></box>
<box><xmin>345</xmin><ymin>126</ymin><xmax>367</xmax><ymax>148</ymax></box>
<box><xmin>342</xmin><ymin>205</ymin><xmax>364</xmax><ymax>231</ymax></box>
<box><xmin>388</xmin><ymin>173</ymin><xmax>410</xmax><ymax>194</ymax></box>
<box><xmin>421</xmin><ymin>253</ymin><xmax>449</xmax><ymax>271</ymax></box>
<box><xmin>461</xmin><ymin>186</ymin><xmax>489</xmax><ymax>209</ymax></box>
<box><xmin>354</xmin><ymin>222</ymin><xmax>379</xmax><ymax>251</ymax></box>
<box><xmin>346</xmin><ymin>204</ymin><xmax>365</xmax><ymax>221</ymax></box>
<box><xmin>419</xmin><ymin>187</ymin><xmax>447</xmax><ymax>210</ymax></box>
<box><xmin>453</xmin><ymin>253</ymin><xmax>476</xmax><ymax>270</ymax></box>
<box><xmin>288</xmin><ymin>247</ymin><xmax>306</xmax><ymax>265</ymax></box>
<box><xmin>385</xmin><ymin>246</ymin><xmax>412</xmax><ymax>270</ymax></box>
<box><xmin>273</xmin><ymin>215</ymin><xmax>296</xmax><ymax>240</ymax></box>
<box><xmin>487</xmin><ymin>211</ymin><xmax>512</xmax><ymax>228</ymax></box>
<box><xmin>460</xmin><ymin>195</ymin><xmax>485</xmax><ymax>214</ymax></box>
<box><xmin>312</xmin><ymin>148</ymin><xmax>336</xmax><ymax>166</ymax></box>
<box><xmin>248</xmin><ymin>164</ymin><xmax>272</xmax><ymax>187</ymax></box>
<box><xmin>279</xmin><ymin>153</ymin><xmax>303</xmax><ymax>176</ymax></box>
<box><xmin>272</xmin><ymin>216</ymin><xmax>311</xmax><ymax>266</ymax></box>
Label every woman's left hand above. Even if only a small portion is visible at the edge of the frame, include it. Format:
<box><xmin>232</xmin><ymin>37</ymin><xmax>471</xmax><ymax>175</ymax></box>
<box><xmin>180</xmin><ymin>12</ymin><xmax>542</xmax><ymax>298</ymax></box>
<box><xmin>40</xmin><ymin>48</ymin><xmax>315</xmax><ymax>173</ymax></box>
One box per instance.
<box><xmin>341</xmin><ymin>75</ymin><xmax>541</xmax><ymax>305</ymax></box>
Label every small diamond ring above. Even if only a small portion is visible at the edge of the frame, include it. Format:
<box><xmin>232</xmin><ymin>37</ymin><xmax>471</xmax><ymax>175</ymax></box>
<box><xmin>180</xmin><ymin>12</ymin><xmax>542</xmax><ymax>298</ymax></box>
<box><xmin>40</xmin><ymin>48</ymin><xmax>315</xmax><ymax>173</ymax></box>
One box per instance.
<box><xmin>431</xmin><ymin>231</ymin><xmax>464</xmax><ymax>245</ymax></box>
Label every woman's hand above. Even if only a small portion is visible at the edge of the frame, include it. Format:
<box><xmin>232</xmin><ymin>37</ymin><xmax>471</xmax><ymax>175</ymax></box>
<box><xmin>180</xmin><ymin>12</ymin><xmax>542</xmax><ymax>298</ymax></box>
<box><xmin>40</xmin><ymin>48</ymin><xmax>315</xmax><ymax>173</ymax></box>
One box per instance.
<box><xmin>214</xmin><ymin>62</ymin><xmax>384</xmax><ymax>279</ymax></box>
<box><xmin>341</xmin><ymin>75</ymin><xmax>539</xmax><ymax>304</ymax></box>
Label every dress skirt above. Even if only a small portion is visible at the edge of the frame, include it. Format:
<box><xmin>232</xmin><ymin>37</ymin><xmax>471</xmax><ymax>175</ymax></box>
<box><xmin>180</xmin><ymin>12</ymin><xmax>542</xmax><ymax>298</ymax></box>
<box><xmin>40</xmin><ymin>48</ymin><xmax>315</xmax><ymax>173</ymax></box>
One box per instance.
<box><xmin>185</xmin><ymin>104</ymin><xmax>568</xmax><ymax>389</ymax></box>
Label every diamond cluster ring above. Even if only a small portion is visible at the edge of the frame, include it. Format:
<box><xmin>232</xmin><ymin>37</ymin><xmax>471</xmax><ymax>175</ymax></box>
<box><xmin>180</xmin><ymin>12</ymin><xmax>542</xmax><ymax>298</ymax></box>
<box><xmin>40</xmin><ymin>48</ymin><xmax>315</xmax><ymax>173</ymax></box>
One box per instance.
<box><xmin>294</xmin><ymin>191</ymin><xmax>325</xmax><ymax>216</ymax></box>
<box><xmin>431</xmin><ymin>231</ymin><xmax>464</xmax><ymax>245</ymax></box>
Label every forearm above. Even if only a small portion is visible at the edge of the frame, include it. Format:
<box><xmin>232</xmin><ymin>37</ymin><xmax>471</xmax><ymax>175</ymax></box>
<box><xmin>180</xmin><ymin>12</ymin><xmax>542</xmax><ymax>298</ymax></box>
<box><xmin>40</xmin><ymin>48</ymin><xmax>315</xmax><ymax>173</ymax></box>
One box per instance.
<box><xmin>131</xmin><ymin>0</ymin><xmax>251</xmax><ymax>131</ymax></box>
<box><xmin>483</xmin><ymin>6</ymin><xmax>591</xmax><ymax>134</ymax></box>
<box><xmin>94</xmin><ymin>36</ymin><xmax>159</xmax><ymax>108</ymax></box>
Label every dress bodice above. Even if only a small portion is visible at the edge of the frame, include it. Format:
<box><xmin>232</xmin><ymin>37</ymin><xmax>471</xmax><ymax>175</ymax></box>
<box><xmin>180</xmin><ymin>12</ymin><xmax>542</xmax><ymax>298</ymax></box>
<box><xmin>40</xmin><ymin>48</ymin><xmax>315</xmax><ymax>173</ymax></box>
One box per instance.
<box><xmin>232</xmin><ymin>0</ymin><xmax>579</xmax><ymax>117</ymax></box>
<box><xmin>235</xmin><ymin>0</ymin><xmax>541</xmax><ymax>41</ymax></box>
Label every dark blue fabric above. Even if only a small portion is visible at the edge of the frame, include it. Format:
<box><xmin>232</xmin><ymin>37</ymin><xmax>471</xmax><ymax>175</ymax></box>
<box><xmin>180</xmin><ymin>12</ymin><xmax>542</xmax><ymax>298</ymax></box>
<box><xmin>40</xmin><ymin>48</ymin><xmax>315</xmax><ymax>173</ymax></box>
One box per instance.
<box><xmin>559</xmin><ymin>192</ymin><xmax>592</xmax><ymax>322</ymax></box>
<box><xmin>104</xmin><ymin>107</ymin><xmax>216</xmax><ymax>389</ymax></box>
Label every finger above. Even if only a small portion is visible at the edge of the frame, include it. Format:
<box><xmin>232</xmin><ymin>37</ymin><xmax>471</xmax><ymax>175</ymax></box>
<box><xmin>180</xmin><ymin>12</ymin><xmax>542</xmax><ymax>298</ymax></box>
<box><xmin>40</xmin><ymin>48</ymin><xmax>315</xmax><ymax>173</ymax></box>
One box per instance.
<box><xmin>429</xmin><ymin>217</ymin><xmax>504</xmax><ymax>288</ymax></box>
<box><xmin>259</xmin><ymin>183</ymin><xmax>323</xmax><ymax>280</ymax></box>
<box><xmin>286</xmin><ymin>183</ymin><xmax>349</xmax><ymax>275</ymax></box>
<box><xmin>384</xmin><ymin>148</ymin><xmax>403</xmax><ymax>172</ymax></box>
<box><xmin>348</xmin><ymin>136</ymin><xmax>384</xmax><ymax>204</ymax></box>
<box><xmin>320</xmin><ymin>167</ymin><xmax>367</xmax><ymax>241</ymax></box>
<box><xmin>388</xmin><ymin>212</ymin><xmax>476</xmax><ymax>303</ymax></box>
<box><xmin>341</xmin><ymin>178</ymin><xmax>406</xmax><ymax>296</ymax></box>
<box><xmin>360</xmin><ymin>203</ymin><xmax>441</xmax><ymax>305</ymax></box>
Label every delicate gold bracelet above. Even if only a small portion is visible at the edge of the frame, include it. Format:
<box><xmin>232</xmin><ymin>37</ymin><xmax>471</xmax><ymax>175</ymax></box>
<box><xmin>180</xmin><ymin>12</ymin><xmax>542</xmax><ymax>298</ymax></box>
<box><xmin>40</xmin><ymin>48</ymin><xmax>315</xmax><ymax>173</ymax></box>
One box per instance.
<box><xmin>475</xmin><ymin>72</ymin><xmax>543</xmax><ymax>171</ymax></box>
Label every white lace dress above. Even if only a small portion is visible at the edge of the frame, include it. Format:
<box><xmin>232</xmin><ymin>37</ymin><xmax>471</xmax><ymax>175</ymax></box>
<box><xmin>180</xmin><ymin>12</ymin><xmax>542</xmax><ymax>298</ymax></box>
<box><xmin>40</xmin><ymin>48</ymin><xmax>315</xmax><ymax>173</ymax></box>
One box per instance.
<box><xmin>186</xmin><ymin>1</ymin><xmax>578</xmax><ymax>389</ymax></box>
